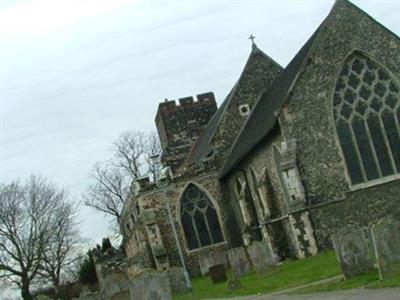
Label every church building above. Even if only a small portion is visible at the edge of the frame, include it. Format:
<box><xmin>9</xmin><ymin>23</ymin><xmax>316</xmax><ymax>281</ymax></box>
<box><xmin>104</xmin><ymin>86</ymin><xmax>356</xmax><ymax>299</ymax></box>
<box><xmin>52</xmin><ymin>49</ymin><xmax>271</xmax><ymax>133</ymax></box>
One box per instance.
<box><xmin>120</xmin><ymin>0</ymin><xmax>400</xmax><ymax>277</ymax></box>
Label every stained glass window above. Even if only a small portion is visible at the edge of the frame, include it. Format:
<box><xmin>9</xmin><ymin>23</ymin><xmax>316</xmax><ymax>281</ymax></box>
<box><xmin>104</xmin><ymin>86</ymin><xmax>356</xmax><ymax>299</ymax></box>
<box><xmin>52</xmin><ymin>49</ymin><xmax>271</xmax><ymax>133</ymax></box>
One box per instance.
<box><xmin>180</xmin><ymin>184</ymin><xmax>224</xmax><ymax>250</ymax></box>
<box><xmin>333</xmin><ymin>52</ymin><xmax>400</xmax><ymax>185</ymax></box>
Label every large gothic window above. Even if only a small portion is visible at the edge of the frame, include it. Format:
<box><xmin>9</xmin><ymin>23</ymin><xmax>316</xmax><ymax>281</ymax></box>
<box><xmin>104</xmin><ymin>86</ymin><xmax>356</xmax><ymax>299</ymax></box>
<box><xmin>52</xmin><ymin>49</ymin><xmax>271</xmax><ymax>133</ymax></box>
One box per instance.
<box><xmin>333</xmin><ymin>51</ymin><xmax>400</xmax><ymax>185</ymax></box>
<box><xmin>180</xmin><ymin>184</ymin><xmax>224</xmax><ymax>250</ymax></box>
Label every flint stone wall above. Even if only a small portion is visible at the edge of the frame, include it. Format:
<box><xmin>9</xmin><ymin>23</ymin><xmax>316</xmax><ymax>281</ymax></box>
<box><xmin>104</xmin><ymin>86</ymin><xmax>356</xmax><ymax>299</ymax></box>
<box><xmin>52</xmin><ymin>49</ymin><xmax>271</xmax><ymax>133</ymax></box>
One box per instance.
<box><xmin>222</xmin><ymin>0</ymin><xmax>400</xmax><ymax>261</ymax></box>
<box><xmin>124</xmin><ymin>172</ymin><xmax>231</xmax><ymax>276</ymax></box>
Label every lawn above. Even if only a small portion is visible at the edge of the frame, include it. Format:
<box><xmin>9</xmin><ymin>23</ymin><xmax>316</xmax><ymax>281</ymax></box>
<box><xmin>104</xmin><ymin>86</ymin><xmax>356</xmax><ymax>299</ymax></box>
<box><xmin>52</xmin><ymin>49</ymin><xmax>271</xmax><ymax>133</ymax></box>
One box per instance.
<box><xmin>292</xmin><ymin>270</ymin><xmax>400</xmax><ymax>294</ymax></box>
<box><xmin>173</xmin><ymin>251</ymin><xmax>341</xmax><ymax>300</ymax></box>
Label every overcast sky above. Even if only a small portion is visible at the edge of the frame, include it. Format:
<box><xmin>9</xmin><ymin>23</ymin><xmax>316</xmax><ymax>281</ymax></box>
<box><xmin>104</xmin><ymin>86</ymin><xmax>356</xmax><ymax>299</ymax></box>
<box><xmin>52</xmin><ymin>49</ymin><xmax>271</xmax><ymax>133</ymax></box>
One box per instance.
<box><xmin>0</xmin><ymin>0</ymin><xmax>399</xmax><ymax>247</ymax></box>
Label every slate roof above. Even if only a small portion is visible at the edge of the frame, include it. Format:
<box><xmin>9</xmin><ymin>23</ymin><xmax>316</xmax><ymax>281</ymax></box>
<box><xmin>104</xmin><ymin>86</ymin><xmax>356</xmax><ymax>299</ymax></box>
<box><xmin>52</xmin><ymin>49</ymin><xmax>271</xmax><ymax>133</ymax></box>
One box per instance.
<box><xmin>219</xmin><ymin>24</ymin><xmax>323</xmax><ymax>178</ymax></box>
<box><xmin>186</xmin><ymin>45</ymin><xmax>283</xmax><ymax>166</ymax></box>
<box><xmin>218</xmin><ymin>0</ymin><xmax>400</xmax><ymax>179</ymax></box>
<box><xmin>185</xmin><ymin>89</ymin><xmax>231</xmax><ymax>165</ymax></box>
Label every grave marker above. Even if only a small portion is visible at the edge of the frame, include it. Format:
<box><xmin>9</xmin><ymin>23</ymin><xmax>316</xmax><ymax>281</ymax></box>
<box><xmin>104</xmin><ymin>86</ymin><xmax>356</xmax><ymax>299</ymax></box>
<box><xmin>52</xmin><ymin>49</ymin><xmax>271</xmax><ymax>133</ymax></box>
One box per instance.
<box><xmin>371</xmin><ymin>218</ymin><xmax>400</xmax><ymax>280</ymax></box>
<box><xmin>332</xmin><ymin>227</ymin><xmax>373</xmax><ymax>279</ymax></box>
<box><xmin>129</xmin><ymin>271</ymin><xmax>171</xmax><ymax>300</ymax></box>
<box><xmin>246</xmin><ymin>241</ymin><xmax>275</xmax><ymax>273</ymax></box>
<box><xmin>227</xmin><ymin>247</ymin><xmax>251</xmax><ymax>277</ymax></box>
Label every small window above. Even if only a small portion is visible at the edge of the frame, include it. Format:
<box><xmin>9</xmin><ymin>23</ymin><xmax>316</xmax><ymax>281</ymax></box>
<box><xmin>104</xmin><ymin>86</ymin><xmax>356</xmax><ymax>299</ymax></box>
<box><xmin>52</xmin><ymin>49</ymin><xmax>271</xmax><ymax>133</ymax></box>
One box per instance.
<box><xmin>239</xmin><ymin>104</ymin><xmax>250</xmax><ymax>116</ymax></box>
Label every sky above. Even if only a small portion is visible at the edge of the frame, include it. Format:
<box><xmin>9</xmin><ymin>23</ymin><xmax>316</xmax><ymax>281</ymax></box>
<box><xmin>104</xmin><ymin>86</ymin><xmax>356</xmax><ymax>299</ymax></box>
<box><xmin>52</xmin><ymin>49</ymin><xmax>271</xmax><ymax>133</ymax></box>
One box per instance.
<box><xmin>0</xmin><ymin>0</ymin><xmax>399</xmax><ymax>248</ymax></box>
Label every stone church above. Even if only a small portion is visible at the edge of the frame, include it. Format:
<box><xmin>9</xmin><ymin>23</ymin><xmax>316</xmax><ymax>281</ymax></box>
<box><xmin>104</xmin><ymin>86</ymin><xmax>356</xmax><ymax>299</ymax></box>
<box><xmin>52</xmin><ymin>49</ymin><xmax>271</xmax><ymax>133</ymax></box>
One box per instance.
<box><xmin>120</xmin><ymin>0</ymin><xmax>400</xmax><ymax>277</ymax></box>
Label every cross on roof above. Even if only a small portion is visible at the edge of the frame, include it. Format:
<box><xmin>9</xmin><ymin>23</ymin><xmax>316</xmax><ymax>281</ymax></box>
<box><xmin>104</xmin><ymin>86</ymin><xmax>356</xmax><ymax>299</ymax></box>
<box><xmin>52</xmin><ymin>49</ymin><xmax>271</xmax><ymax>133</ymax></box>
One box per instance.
<box><xmin>249</xmin><ymin>34</ymin><xmax>256</xmax><ymax>45</ymax></box>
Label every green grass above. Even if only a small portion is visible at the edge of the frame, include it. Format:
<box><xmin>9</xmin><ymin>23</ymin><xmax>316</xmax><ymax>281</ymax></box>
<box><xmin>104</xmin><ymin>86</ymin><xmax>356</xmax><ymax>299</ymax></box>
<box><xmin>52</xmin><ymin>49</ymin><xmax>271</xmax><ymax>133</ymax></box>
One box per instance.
<box><xmin>174</xmin><ymin>251</ymin><xmax>341</xmax><ymax>300</ymax></box>
<box><xmin>293</xmin><ymin>270</ymin><xmax>400</xmax><ymax>294</ymax></box>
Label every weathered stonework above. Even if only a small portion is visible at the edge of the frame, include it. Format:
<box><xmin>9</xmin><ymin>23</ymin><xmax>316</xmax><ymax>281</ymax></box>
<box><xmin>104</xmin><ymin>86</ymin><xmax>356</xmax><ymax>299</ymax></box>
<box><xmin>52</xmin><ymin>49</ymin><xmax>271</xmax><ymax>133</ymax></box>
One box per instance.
<box><xmin>119</xmin><ymin>0</ymin><xmax>399</xmax><ymax>284</ymax></box>
<box><xmin>155</xmin><ymin>92</ymin><xmax>217</xmax><ymax>174</ymax></box>
<box><xmin>220</xmin><ymin>0</ymin><xmax>400</xmax><ymax>261</ymax></box>
<box><xmin>122</xmin><ymin>172</ymin><xmax>230</xmax><ymax>276</ymax></box>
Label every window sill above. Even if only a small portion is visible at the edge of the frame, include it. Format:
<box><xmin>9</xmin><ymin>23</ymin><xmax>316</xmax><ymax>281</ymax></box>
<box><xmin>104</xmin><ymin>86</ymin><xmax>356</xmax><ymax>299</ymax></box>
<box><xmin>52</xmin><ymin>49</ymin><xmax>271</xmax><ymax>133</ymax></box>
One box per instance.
<box><xmin>186</xmin><ymin>241</ymin><xmax>227</xmax><ymax>254</ymax></box>
<box><xmin>349</xmin><ymin>174</ymin><xmax>400</xmax><ymax>192</ymax></box>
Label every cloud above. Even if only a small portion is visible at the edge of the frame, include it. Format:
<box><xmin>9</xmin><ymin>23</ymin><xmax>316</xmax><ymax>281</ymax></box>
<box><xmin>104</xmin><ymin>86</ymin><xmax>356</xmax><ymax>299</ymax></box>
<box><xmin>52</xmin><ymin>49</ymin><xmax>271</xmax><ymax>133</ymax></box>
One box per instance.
<box><xmin>0</xmin><ymin>0</ymin><xmax>137</xmax><ymax>36</ymax></box>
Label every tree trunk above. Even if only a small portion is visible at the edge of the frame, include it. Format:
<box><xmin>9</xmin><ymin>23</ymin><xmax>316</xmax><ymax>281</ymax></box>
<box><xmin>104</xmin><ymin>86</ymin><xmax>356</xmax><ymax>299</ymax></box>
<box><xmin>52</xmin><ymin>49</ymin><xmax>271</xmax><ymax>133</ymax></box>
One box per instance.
<box><xmin>21</xmin><ymin>277</ymin><xmax>33</xmax><ymax>300</ymax></box>
<box><xmin>54</xmin><ymin>285</ymin><xmax>60</xmax><ymax>300</ymax></box>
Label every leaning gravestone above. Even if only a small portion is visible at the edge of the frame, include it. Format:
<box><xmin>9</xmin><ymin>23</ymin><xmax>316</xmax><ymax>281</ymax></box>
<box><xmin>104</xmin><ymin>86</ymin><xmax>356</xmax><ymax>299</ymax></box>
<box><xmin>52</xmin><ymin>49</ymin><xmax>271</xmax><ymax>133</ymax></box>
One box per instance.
<box><xmin>198</xmin><ymin>254</ymin><xmax>211</xmax><ymax>276</ymax></box>
<box><xmin>166</xmin><ymin>267</ymin><xmax>188</xmax><ymax>295</ymax></box>
<box><xmin>228</xmin><ymin>247</ymin><xmax>251</xmax><ymax>277</ymax></box>
<box><xmin>332</xmin><ymin>227</ymin><xmax>373</xmax><ymax>279</ymax></box>
<box><xmin>209</xmin><ymin>250</ymin><xmax>228</xmax><ymax>267</ymax></box>
<box><xmin>209</xmin><ymin>264</ymin><xmax>227</xmax><ymax>284</ymax></box>
<box><xmin>198</xmin><ymin>250</ymin><xmax>228</xmax><ymax>276</ymax></box>
<box><xmin>246</xmin><ymin>241</ymin><xmax>276</xmax><ymax>273</ymax></box>
<box><xmin>129</xmin><ymin>271</ymin><xmax>171</xmax><ymax>300</ymax></box>
<box><xmin>371</xmin><ymin>217</ymin><xmax>400</xmax><ymax>280</ymax></box>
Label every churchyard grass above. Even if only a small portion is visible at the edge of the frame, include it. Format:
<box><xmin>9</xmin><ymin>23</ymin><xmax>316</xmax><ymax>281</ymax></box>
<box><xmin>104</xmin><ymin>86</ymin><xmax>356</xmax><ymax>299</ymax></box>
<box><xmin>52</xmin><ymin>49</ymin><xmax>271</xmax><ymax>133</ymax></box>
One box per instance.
<box><xmin>292</xmin><ymin>270</ymin><xmax>400</xmax><ymax>294</ymax></box>
<box><xmin>173</xmin><ymin>251</ymin><xmax>340</xmax><ymax>300</ymax></box>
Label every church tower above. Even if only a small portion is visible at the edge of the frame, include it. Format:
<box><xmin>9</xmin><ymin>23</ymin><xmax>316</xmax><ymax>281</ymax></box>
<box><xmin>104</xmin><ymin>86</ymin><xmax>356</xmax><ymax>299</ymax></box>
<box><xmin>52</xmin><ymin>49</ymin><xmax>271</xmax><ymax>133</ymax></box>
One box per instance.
<box><xmin>155</xmin><ymin>92</ymin><xmax>217</xmax><ymax>173</ymax></box>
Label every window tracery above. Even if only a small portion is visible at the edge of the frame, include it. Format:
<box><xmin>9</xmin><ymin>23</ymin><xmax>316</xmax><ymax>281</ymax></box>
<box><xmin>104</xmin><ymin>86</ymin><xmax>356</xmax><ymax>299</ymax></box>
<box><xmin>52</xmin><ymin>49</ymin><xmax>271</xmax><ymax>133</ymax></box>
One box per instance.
<box><xmin>333</xmin><ymin>52</ymin><xmax>400</xmax><ymax>185</ymax></box>
<box><xmin>181</xmin><ymin>184</ymin><xmax>224</xmax><ymax>250</ymax></box>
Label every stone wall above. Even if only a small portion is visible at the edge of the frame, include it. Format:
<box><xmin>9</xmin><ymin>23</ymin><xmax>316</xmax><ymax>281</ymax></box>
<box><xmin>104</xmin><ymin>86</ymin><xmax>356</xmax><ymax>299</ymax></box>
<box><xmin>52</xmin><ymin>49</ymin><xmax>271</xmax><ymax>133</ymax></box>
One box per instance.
<box><xmin>277</xmin><ymin>0</ymin><xmax>400</xmax><ymax>248</ymax></box>
<box><xmin>155</xmin><ymin>92</ymin><xmax>217</xmax><ymax>173</ymax></box>
<box><xmin>123</xmin><ymin>171</ymin><xmax>232</xmax><ymax>276</ymax></box>
<box><xmin>222</xmin><ymin>129</ymin><xmax>308</xmax><ymax>260</ymax></box>
<box><xmin>222</xmin><ymin>0</ymin><xmax>400</xmax><ymax>260</ymax></box>
<box><xmin>212</xmin><ymin>46</ymin><xmax>282</xmax><ymax>158</ymax></box>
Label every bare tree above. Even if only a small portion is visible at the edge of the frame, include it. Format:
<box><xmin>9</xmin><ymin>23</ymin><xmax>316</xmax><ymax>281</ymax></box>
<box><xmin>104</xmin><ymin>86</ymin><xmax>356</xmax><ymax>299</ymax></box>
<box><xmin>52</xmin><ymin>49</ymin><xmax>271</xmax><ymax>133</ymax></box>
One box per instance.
<box><xmin>113</xmin><ymin>131</ymin><xmax>146</xmax><ymax>178</ymax></box>
<box><xmin>84</xmin><ymin>163</ymin><xmax>129</xmax><ymax>225</ymax></box>
<box><xmin>0</xmin><ymin>176</ymin><xmax>70</xmax><ymax>300</ymax></box>
<box><xmin>38</xmin><ymin>201</ymin><xmax>81</xmax><ymax>299</ymax></box>
<box><xmin>85</xmin><ymin>131</ymin><xmax>162</xmax><ymax>226</ymax></box>
<box><xmin>145</xmin><ymin>132</ymin><xmax>162</xmax><ymax>181</ymax></box>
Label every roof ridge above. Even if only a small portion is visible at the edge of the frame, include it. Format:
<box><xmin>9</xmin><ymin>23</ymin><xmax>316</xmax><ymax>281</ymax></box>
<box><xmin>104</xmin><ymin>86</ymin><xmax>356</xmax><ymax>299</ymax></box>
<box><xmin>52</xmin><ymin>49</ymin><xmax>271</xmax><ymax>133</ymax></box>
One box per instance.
<box><xmin>218</xmin><ymin>3</ymin><xmax>336</xmax><ymax>178</ymax></box>
<box><xmin>209</xmin><ymin>45</ymin><xmax>283</xmax><ymax>144</ymax></box>
<box><xmin>218</xmin><ymin>0</ymin><xmax>400</xmax><ymax>178</ymax></box>
<box><xmin>336</xmin><ymin>0</ymin><xmax>399</xmax><ymax>39</ymax></box>
<box><xmin>186</xmin><ymin>45</ymin><xmax>282</xmax><ymax>167</ymax></box>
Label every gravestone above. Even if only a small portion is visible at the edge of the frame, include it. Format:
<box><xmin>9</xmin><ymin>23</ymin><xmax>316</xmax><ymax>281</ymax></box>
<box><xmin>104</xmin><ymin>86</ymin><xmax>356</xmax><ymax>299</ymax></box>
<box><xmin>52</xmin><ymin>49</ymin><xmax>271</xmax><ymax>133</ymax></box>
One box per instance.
<box><xmin>198</xmin><ymin>250</ymin><xmax>228</xmax><ymax>276</ymax></box>
<box><xmin>129</xmin><ymin>271</ymin><xmax>171</xmax><ymax>300</ymax></box>
<box><xmin>371</xmin><ymin>218</ymin><xmax>400</xmax><ymax>280</ymax></box>
<box><xmin>198</xmin><ymin>254</ymin><xmax>211</xmax><ymax>276</ymax></box>
<box><xmin>209</xmin><ymin>264</ymin><xmax>227</xmax><ymax>284</ymax></box>
<box><xmin>246</xmin><ymin>241</ymin><xmax>276</xmax><ymax>273</ymax></box>
<box><xmin>227</xmin><ymin>247</ymin><xmax>251</xmax><ymax>277</ymax></box>
<box><xmin>166</xmin><ymin>267</ymin><xmax>188</xmax><ymax>295</ymax></box>
<box><xmin>209</xmin><ymin>250</ymin><xmax>228</xmax><ymax>267</ymax></box>
<box><xmin>332</xmin><ymin>227</ymin><xmax>373</xmax><ymax>279</ymax></box>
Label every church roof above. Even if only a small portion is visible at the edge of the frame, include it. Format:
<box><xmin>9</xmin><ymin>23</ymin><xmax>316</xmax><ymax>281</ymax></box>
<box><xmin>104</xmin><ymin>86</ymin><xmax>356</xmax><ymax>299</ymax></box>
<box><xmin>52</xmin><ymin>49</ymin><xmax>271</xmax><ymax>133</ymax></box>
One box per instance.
<box><xmin>219</xmin><ymin>23</ymin><xmax>323</xmax><ymax>178</ymax></box>
<box><xmin>186</xmin><ymin>45</ymin><xmax>283</xmax><ymax>166</ymax></box>
<box><xmin>219</xmin><ymin>0</ymin><xmax>399</xmax><ymax>179</ymax></box>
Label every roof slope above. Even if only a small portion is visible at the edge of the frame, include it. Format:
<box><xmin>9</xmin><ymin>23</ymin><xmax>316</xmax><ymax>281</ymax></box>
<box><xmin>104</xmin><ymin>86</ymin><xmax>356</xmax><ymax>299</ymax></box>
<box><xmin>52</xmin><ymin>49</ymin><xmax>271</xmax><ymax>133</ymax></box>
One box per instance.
<box><xmin>186</xmin><ymin>45</ymin><xmax>283</xmax><ymax>166</ymax></box>
<box><xmin>219</xmin><ymin>23</ymin><xmax>323</xmax><ymax>178</ymax></box>
<box><xmin>219</xmin><ymin>0</ymin><xmax>400</xmax><ymax>178</ymax></box>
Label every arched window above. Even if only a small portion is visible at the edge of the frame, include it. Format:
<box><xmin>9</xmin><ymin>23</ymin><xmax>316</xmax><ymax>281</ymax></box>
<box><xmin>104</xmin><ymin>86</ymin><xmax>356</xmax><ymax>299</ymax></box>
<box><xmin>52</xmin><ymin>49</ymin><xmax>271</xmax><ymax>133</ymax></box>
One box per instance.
<box><xmin>180</xmin><ymin>184</ymin><xmax>224</xmax><ymax>250</ymax></box>
<box><xmin>333</xmin><ymin>51</ymin><xmax>400</xmax><ymax>185</ymax></box>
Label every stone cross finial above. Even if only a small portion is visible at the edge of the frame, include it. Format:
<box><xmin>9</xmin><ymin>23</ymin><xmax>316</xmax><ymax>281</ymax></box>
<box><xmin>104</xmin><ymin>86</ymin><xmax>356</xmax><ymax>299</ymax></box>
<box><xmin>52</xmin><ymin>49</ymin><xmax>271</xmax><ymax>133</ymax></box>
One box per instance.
<box><xmin>249</xmin><ymin>34</ymin><xmax>256</xmax><ymax>45</ymax></box>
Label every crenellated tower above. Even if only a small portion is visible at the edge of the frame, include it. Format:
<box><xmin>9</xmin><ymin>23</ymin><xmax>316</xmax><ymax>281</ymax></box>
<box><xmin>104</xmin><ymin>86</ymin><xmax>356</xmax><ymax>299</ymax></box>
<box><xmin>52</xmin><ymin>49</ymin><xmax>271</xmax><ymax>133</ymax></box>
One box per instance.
<box><xmin>155</xmin><ymin>92</ymin><xmax>217</xmax><ymax>173</ymax></box>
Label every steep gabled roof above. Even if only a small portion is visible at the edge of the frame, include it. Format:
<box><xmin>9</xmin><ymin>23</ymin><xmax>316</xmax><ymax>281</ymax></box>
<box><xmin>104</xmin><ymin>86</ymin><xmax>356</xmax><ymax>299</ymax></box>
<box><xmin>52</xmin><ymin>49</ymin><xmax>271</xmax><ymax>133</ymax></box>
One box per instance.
<box><xmin>219</xmin><ymin>23</ymin><xmax>323</xmax><ymax>178</ymax></box>
<box><xmin>186</xmin><ymin>45</ymin><xmax>283</xmax><ymax>166</ymax></box>
<box><xmin>219</xmin><ymin>0</ymin><xmax>400</xmax><ymax>178</ymax></box>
